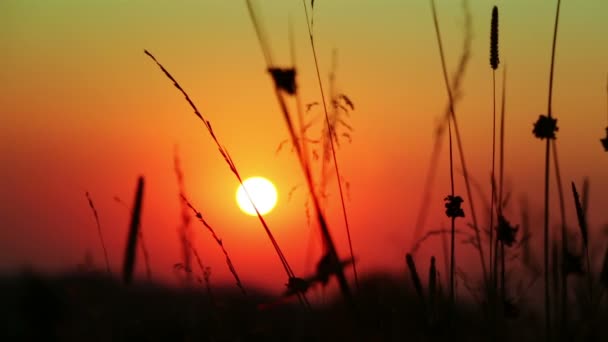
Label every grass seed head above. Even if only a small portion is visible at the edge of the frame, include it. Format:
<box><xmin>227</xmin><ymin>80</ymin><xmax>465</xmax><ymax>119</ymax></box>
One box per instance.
<box><xmin>490</xmin><ymin>6</ymin><xmax>499</xmax><ymax>70</ymax></box>
<box><xmin>532</xmin><ymin>115</ymin><xmax>558</xmax><ymax>140</ymax></box>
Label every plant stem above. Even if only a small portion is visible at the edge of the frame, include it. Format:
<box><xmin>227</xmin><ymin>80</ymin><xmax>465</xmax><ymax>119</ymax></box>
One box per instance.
<box><xmin>543</xmin><ymin>1</ymin><xmax>562</xmax><ymax>339</ymax></box>
<box><xmin>430</xmin><ymin>0</ymin><xmax>489</xmax><ymax>290</ymax></box>
<box><xmin>490</xmin><ymin>69</ymin><xmax>497</xmax><ymax>290</ymax></box>
<box><xmin>301</xmin><ymin>0</ymin><xmax>359</xmax><ymax>290</ymax></box>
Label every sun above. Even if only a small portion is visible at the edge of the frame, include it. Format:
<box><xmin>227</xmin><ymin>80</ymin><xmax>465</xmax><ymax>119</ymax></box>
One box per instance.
<box><xmin>236</xmin><ymin>177</ymin><xmax>278</xmax><ymax>216</ymax></box>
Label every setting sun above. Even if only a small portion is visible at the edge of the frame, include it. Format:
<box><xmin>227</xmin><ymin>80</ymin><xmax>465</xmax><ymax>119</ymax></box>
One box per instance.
<box><xmin>235</xmin><ymin>177</ymin><xmax>278</xmax><ymax>216</ymax></box>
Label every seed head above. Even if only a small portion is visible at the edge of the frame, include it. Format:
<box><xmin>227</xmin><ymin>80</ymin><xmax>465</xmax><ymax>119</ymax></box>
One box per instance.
<box><xmin>444</xmin><ymin>195</ymin><xmax>465</xmax><ymax>218</ymax></box>
<box><xmin>268</xmin><ymin>67</ymin><xmax>297</xmax><ymax>95</ymax></box>
<box><xmin>532</xmin><ymin>115</ymin><xmax>558</xmax><ymax>140</ymax></box>
<box><xmin>601</xmin><ymin>127</ymin><xmax>608</xmax><ymax>151</ymax></box>
<box><xmin>490</xmin><ymin>6</ymin><xmax>499</xmax><ymax>70</ymax></box>
<box><xmin>496</xmin><ymin>215</ymin><xmax>518</xmax><ymax>247</ymax></box>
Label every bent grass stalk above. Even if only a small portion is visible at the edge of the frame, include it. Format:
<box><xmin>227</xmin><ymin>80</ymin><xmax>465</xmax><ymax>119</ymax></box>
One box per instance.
<box><xmin>174</xmin><ymin>147</ymin><xmax>194</xmax><ymax>283</ymax></box>
<box><xmin>144</xmin><ymin>50</ymin><xmax>309</xmax><ymax>308</ymax></box>
<box><xmin>301</xmin><ymin>0</ymin><xmax>359</xmax><ymax>291</ymax></box>
<box><xmin>244</xmin><ymin>0</ymin><xmax>354</xmax><ymax>307</ymax></box>
<box><xmin>429</xmin><ymin>0</ymin><xmax>489</xmax><ymax>292</ymax></box>
<box><xmin>182</xmin><ymin>195</ymin><xmax>247</xmax><ymax>295</ymax></box>
<box><xmin>409</xmin><ymin>10</ymin><xmax>470</xmax><ymax>255</ymax></box>
<box><xmin>174</xmin><ymin>149</ymin><xmax>246</xmax><ymax>295</ymax></box>
<box><xmin>86</xmin><ymin>191</ymin><xmax>111</xmax><ymax>274</ymax></box>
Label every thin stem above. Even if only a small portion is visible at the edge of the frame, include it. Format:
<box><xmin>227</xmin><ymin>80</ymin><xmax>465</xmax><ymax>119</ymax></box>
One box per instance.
<box><xmin>496</xmin><ymin>66</ymin><xmax>507</xmax><ymax>320</ymax></box>
<box><xmin>430</xmin><ymin>0</ymin><xmax>489</xmax><ymax>289</ymax></box>
<box><xmin>542</xmin><ymin>139</ymin><xmax>551</xmax><ymax>341</ymax></box>
<box><xmin>551</xmin><ymin>141</ymin><xmax>568</xmax><ymax>334</ymax></box>
<box><xmin>490</xmin><ymin>69</ymin><xmax>497</xmax><ymax>297</ymax></box>
<box><xmin>543</xmin><ymin>1</ymin><xmax>562</xmax><ymax>339</ymax></box>
<box><xmin>547</xmin><ymin>0</ymin><xmax>562</xmax><ymax>120</ymax></box>
<box><xmin>86</xmin><ymin>192</ymin><xmax>111</xmax><ymax>275</ymax></box>
<box><xmin>237</xmin><ymin>2</ymin><xmax>355</xmax><ymax>305</ymax></box>
<box><xmin>449</xmin><ymin>118</ymin><xmax>456</xmax><ymax>308</ymax></box>
<box><xmin>301</xmin><ymin>0</ymin><xmax>359</xmax><ymax>290</ymax></box>
<box><xmin>500</xmin><ymin>241</ymin><xmax>505</xmax><ymax>303</ymax></box>
<box><xmin>144</xmin><ymin>49</ymin><xmax>310</xmax><ymax>307</ymax></box>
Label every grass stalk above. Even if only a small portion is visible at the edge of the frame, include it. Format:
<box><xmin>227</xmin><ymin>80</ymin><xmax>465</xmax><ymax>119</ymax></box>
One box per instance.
<box><xmin>489</xmin><ymin>5</ymin><xmax>500</xmax><ymax>306</ymax></box>
<box><xmin>144</xmin><ymin>49</ymin><xmax>309</xmax><ymax>307</ymax></box>
<box><xmin>409</xmin><ymin>4</ymin><xmax>471</xmax><ymax>254</ymax></box>
<box><xmin>174</xmin><ymin>147</ymin><xmax>193</xmax><ymax>283</ymax></box>
<box><xmin>244</xmin><ymin>1</ymin><xmax>355</xmax><ymax>311</ymax></box>
<box><xmin>301</xmin><ymin>0</ymin><xmax>359</xmax><ymax>290</ymax></box>
<box><xmin>572</xmin><ymin>182</ymin><xmax>593</xmax><ymax>304</ymax></box>
<box><xmin>122</xmin><ymin>176</ymin><xmax>145</xmax><ymax>285</ymax></box>
<box><xmin>182</xmin><ymin>195</ymin><xmax>247</xmax><ymax>295</ymax></box>
<box><xmin>448</xmin><ymin>120</ymin><xmax>456</xmax><ymax>308</ymax></box>
<box><xmin>429</xmin><ymin>0</ymin><xmax>489</xmax><ymax>291</ymax></box>
<box><xmin>541</xmin><ymin>1</ymin><xmax>562</xmax><ymax>339</ymax></box>
<box><xmin>86</xmin><ymin>192</ymin><xmax>111</xmax><ymax>275</ymax></box>
<box><xmin>550</xmin><ymin>141</ymin><xmax>568</xmax><ymax>333</ymax></box>
<box><xmin>114</xmin><ymin>196</ymin><xmax>152</xmax><ymax>280</ymax></box>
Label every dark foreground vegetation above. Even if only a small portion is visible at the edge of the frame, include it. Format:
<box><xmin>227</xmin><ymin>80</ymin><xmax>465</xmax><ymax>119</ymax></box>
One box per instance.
<box><xmin>1</xmin><ymin>270</ymin><xmax>607</xmax><ymax>341</ymax></box>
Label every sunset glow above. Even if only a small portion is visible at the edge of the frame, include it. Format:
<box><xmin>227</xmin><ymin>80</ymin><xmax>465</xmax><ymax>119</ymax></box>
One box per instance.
<box><xmin>1</xmin><ymin>0</ymin><xmax>608</xmax><ymax>317</ymax></box>
<box><xmin>236</xmin><ymin>177</ymin><xmax>278</xmax><ymax>216</ymax></box>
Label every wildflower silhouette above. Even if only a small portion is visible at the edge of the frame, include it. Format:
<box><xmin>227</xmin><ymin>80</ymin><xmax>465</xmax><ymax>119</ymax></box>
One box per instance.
<box><xmin>282</xmin><ymin>253</ymin><xmax>356</xmax><ymax>297</ymax></box>
<box><xmin>533</xmin><ymin>115</ymin><xmax>558</xmax><ymax>140</ymax></box>
<box><xmin>444</xmin><ymin>195</ymin><xmax>465</xmax><ymax>218</ymax></box>
<box><xmin>268</xmin><ymin>67</ymin><xmax>297</xmax><ymax>95</ymax></box>
<box><xmin>284</xmin><ymin>277</ymin><xmax>311</xmax><ymax>297</ymax></box>
<box><xmin>496</xmin><ymin>215</ymin><xmax>518</xmax><ymax>247</ymax></box>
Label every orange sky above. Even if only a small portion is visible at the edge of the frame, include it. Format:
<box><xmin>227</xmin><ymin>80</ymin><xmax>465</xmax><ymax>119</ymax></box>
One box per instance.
<box><xmin>1</xmin><ymin>0</ymin><xmax>607</xmax><ymax>295</ymax></box>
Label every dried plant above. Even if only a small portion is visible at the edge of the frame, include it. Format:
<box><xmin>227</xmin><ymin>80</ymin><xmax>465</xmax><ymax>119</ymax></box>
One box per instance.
<box><xmin>429</xmin><ymin>0</ymin><xmax>488</xmax><ymax>310</ymax></box>
<box><xmin>244</xmin><ymin>0</ymin><xmax>353</xmax><ymax>308</ymax></box>
<box><xmin>181</xmin><ymin>195</ymin><xmax>247</xmax><ymax>295</ymax></box>
<box><xmin>85</xmin><ymin>191</ymin><xmax>111</xmax><ymax>274</ymax></box>
<box><xmin>144</xmin><ymin>49</ymin><xmax>309</xmax><ymax>307</ymax></box>
<box><xmin>301</xmin><ymin>0</ymin><xmax>359</xmax><ymax>289</ymax></box>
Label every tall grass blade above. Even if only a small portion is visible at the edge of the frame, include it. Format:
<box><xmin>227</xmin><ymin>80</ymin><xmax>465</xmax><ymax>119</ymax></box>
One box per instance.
<box><xmin>122</xmin><ymin>176</ymin><xmax>145</xmax><ymax>285</ymax></box>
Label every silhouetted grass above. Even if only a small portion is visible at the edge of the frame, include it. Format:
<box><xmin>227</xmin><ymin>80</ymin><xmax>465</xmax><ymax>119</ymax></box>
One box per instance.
<box><xmin>429</xmin><ymin>0</ymin><xmax>489</xmax><ymax>311</ymax></box>
<box><xmin>534</xmin><ymin>0</ymin><xmax>562</xmax><ymax>338</ymax></box>
<box><xmin>85</xmin><ymin>192</ymin><xmax>111</xmax><ymax>275</ymax></box>
<box><xmin>244</xmin><ymin>0</ymin><xmax>354</xmax><ymax>312</ymax></box>
<box><xmin>113</xmin><ymin>196</ymin><xmax>152</xmax><ymax>281</ymax></box>
<box><xmin>300</xmin><ymin>0</ymin><xmax>359</xmax><ymax>291</ymax></box>
<box><xmin>28</xmin><ymin>1</ymin><xmax>608</xmax><ymax>341</ymax></box>
<box><xmin>144</xmin><ymin>49</ymin><xmax>310</xmax><ymax>308</ymax></box>
<box><xmin>5</xmin><ymin>270</ymin><xmax>577</xmax><ymax>341</ymax></box>
<box><xmin>122</xmin><ymin>176</ymin><xmax>145</xmax><ymax>285</ymax></box>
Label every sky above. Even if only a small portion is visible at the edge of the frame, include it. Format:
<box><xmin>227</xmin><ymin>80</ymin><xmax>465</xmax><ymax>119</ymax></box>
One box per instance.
<box><xmin>1</xmin><ymin>0</ymin><xmax>607</xmax><ymax>296</ymax></box>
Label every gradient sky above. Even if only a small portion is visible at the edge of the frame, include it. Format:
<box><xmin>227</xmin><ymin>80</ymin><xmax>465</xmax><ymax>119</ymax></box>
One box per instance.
<box><xmin>1</xmin><ymin>0</ymin><xmax>607</xmax><ymax>295</ymax></box>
